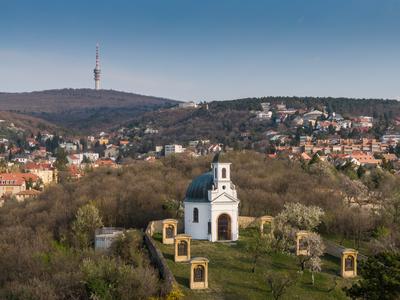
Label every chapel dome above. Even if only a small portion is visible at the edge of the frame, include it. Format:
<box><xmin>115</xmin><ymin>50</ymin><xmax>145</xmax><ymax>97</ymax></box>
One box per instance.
<box><xmin>185</xmin><ymin>171</ymin><xmax>214</xmax><ymax>202</ymax></box>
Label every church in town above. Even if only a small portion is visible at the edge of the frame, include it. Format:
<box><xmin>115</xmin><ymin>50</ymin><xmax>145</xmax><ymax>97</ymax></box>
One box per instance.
<box><xmin>184</xmin><ymin>153</ymin><xmax>240</xmax><ymax>242</ymax></box>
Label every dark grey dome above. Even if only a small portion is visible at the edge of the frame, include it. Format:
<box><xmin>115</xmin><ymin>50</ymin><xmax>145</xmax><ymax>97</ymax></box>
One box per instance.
<box><xmin>185</xmin><ymin>171</ymin><xmax>214</xmax><ymax>202</ymax></box>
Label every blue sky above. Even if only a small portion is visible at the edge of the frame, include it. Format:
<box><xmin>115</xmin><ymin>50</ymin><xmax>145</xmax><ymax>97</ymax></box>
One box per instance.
<box><xmin>1</xmin><ymin>0</ymin><xmax>400</xmax><ymax>101</ymax></box>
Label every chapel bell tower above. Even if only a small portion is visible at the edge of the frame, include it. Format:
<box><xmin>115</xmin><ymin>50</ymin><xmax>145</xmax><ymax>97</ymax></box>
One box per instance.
<box><xmin>211</xmin><ymin>152</ymin><xmax>231</xmax><ymax>188</ymax></box>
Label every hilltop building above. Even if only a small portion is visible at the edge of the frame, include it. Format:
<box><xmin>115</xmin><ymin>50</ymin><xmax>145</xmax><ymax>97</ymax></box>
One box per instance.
<box><xmin>179</xmin><ymin>101</ymin><xmax>198</xmax><ymax>109</ymax></box>
<box><xmin>184</xmin><ymin>153</ymin><xmax>239</xmax><ymax>242</ymax></box>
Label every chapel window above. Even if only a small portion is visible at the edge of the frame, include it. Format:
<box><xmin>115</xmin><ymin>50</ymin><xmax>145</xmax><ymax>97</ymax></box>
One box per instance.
<box><xmin>193</xmin><ymin>208</ymin><xmax>199</xmax><ymax>223</ymax></box>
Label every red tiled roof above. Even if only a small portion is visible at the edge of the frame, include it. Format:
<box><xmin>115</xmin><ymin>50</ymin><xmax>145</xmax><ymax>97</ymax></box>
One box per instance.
<box><xmin>0</xmin><ymin>173</ymin><xmax>39</xmax><ymax>186</ymax></box>
<box><xmin>16</xmin><ymin>189</ymin><xmax>41</xmax><ymax>196</ymax></box>
<box><xmin>68</xmin><ymin>165</ymin><xmax>82</xmax><ymax>177</ymax></box>
<box><xmin>97</xmin><ymin>159</ymin><xmax>116</xmax><ymax>166</ymax></box>
<box><xmin>25</xmin><ymin>162</ymin><xmax>53</xmax><ymax>170</ymax></box>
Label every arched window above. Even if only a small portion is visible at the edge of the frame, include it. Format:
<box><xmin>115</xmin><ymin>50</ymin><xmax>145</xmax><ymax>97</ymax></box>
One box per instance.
<box><xmin>194</xmin><ymin>265</ymin><xmax>205</xmax><ymax>282</ymax></box>
<box><xmin>193</xmin><ymin>208</ymin><xmax>199</xmax><ymax>223</ymax></box>
<box><xmin>299</xmin><ymin>238</ymin><xmax>308</xmax><ymax>251</ymax></box>
<box><xmin>178</xmin><ymin>241</ymin><xmax>188</xmax><ymax>256</ymax></box>
<box><xmin>166</xmin><ymin>225</ymin><xmax>174</xmax><ymax>238</ymax></box>
<box><xmin>345</xmin><ymin>256</ymin><xmax>354</xmax><ymax>271</ymax></box>
<box><xmin>222</xmin><ymin>168</ymin><xmax>227</xmax><ymax>178</ymax></box>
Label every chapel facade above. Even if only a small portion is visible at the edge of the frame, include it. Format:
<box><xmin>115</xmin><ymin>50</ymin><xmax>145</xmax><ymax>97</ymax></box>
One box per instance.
<box><xmin>184</xmin><ymin>153</ymin><xmax>239</xmax><ymax>242</ymax></box>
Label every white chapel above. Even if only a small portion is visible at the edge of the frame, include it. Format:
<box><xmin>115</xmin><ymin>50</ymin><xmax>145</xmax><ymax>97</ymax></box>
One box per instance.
<box><xmin>184</xmin><ymin>153</ymin><xmax>239</xmax><ymax>242</ymax></box>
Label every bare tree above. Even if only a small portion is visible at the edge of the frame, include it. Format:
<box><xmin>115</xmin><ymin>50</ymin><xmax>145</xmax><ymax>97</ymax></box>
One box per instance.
<box><xmin>265</xmin><ymin>271</ymin><xmax>297</xmax><ymax>300</ymax></box>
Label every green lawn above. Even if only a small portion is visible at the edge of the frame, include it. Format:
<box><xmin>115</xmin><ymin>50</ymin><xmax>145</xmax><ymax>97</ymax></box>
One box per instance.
<box><xmin>154</xmin><ymin>230</ymin><xmax>354</xmax><ymax>300</ymax></box>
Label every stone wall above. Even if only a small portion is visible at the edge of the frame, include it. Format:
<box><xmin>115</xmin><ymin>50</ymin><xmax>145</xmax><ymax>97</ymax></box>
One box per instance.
<box><xmin>238</xmin><ymin>216</ymin><xmax>259</xmax><ymax>228</ymax></box>
<box><xmin>144</xmin><ymin>232</ymin><xmax>177</xmax><ymax>295</ymax></box>
<box><xmin>145</xmin><ymin>219</ymin><xmax>184</xmax><ymax>236</ymax></box>
<box><xmin>324</xmin><ymin>239</ymin><xmax>367</xmax><ymax>261</ymax></box>
<box><xmin>145</xmin><ymin>220</ymin><xmax>163</xmax><ymax>236</ymax></box>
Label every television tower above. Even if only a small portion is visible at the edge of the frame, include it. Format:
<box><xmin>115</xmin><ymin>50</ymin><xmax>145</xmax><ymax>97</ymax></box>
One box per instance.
<box><xmin>94</xmin><ymin>43</ymin><xmax>101</xmax><ymax>90</ymax></box>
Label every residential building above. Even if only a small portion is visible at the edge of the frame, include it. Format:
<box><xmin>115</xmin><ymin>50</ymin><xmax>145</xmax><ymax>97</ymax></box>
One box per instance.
<box><xmin>15</xmin><ymin>189</ymin><xmax>40</xmax><ymax>202</ymax></box>
<box><xmin>165</xmin><ymin>144</ymin><xmax>184</xmax><ymax>156</ymax></box>
<box><xmin>104</xmin><ymin>145</ymin><xmax>119</xmax><ymax>159</ymax></box>
<box><xmin>0</xmin><ymin>173</ymin><xmax>39</xmax><ymax>197</ymax></box>
<box><xmin>25</xmin><ymin>162</ymin><xmax>56</xmax><ymax>185</ymax></box>
<box><xmin>179</xmin><ymin>101</ymin><xmax>198</xmax><ymax>109</ymax></box>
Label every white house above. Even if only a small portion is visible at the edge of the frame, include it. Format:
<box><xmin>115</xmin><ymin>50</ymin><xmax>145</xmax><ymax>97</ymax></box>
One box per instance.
<box><xmin>95</xmin><ymin>227</ymin><xmax>124</xmax><ymax>251</ymax></box>
<box><xmin>179</xmin><ymin>101</ymin><xmax>198</xmax><ymax>109</ymax></box>
<box><xmin>184</xmin><ymin>153</ymin><xmax>239</xmax><ymax>242</ymax></box>
<box><xmin>165</xmin><ymin>144</ymin><xmax>184</xmax><ymax>156</ymax></box>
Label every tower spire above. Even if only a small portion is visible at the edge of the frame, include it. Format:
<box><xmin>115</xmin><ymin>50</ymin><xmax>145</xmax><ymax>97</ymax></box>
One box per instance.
<box><xmin>94</xmin><ymin>43</ymin><xmax>101</xmax><ymax>90</ymax></box>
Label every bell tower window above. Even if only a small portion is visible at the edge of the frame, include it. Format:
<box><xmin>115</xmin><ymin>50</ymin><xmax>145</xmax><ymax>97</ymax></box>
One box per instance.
<box><xmin>222</xmin><ymin>168</ymin><xmax>227</xmax><ymax>178</ymax></box>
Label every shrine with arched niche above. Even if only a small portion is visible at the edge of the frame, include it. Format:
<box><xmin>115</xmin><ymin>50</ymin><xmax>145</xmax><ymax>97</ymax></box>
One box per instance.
<box><xmin>190</xmin><ymin>257</ymin><xmax>209</xmax><ymax>289</ymax></box>
<box><xmin>174</xmin><ymin>234</ymin><xmax>192</xmax><ymax>262</ymax></box>
<box><xmin>341</xmin><ymin>249</ymin><xmax>358</xmax><ymax>278</ymax></box>
<box><xmin>296</xmin><ymin>230</ymin><xmax>311</xmax><ymax>256</ymax></box>
<box><xmin>162</xmin><ymin>219</ymin><xmax>178</xmax><ymax>244</ymax></box>
<box><xmin>259</xmin><ymin>215</ymin><xmax>274</xmax><ymax>235</ymax></box>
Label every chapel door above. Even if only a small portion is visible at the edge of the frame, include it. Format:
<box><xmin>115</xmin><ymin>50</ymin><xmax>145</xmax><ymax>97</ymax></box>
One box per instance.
<box><xmin>217</xmin><ymin>214</ymin><xmax>231</xmax><ymax>240</ymax></box>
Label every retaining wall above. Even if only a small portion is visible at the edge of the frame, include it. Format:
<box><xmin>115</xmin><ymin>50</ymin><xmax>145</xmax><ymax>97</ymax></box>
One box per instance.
<box><xmin>144</xmin><ymin>220</ymin><xmax>179</xmax><ymax>295</ymax></box>
<box><xmin>324</xmin><ymin>239</ymin><xmax>367</xmax><ymax>261</ymax></box>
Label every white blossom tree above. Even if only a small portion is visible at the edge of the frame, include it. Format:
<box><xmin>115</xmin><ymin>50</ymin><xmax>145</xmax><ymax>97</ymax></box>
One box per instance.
<box><xmin>297</xmin><ymin>232</ymin><xmax>325</xmax><ymax>285</ymax></box>
<box><xmin>273</xmin><ymin>203</ymin><xmax>325</xmax><ymax>285</ymax></box>
<box><xmin>275</xmin><ymin>202</ymin><xmax>325</xmax><ymax>232</ymax></box>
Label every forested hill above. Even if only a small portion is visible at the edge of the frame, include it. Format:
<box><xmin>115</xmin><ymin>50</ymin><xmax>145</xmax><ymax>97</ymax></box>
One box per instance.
<box><xmin>0</xmin><ymin>89</ymin><xmax>180</xmax><ymax>133</ymax></box>
<box><xmin>210</xmin><ymin>96</ymin><xmax>400</xmax><ymax>118</ymax></box>
<box><xmin>0</xmin><ymin>89</ymin><xmax>178</xmax><ymax>113</ymax></box>
<box><xmin>123</xmin><ymin>96</ymin><xmax>400</xmax><ymax>149</ymax></box>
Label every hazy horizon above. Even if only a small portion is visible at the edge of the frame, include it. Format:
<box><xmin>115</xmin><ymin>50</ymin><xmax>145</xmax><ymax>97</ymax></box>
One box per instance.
<box><xmin>1</xmin><ymin>0</ymin><xmax>400</xmax><ymax>101</ymax></box>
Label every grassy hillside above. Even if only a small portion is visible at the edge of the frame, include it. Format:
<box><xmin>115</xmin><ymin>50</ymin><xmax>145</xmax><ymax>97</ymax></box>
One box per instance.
<box><xmin>156</xmin><ymin>231</ymin><xmax>351</xmax><ymax>300</ymax></box>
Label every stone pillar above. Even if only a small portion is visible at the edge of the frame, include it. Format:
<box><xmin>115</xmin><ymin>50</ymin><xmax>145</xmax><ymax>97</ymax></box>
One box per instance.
<box><xmin>162</xmin><ymin>219</ymin><xmax>178</xmax><ymax>244</ymax></box>
<box><xmin>296</xmin><ymin>230</ymin><xmax>311</xmax><ymax>256</ymax></box>
<box><xmin>259</xmin><ymin>216</ymin><xmax>274</xmax><ymax>235</ymax></box>
<box><xmin>341</xmin><ymin>249</ymin><xmax>358</xmax><ymax>278</ymax></box>
<box><xmin>190</xmin><ymin>257</ymin><xmax>209</xmax><ymax>289</ymax></box>
<box><xmin>174</xmin><ymin>234</ymin><xmax>192</xmax><ymax>262</ymax></box>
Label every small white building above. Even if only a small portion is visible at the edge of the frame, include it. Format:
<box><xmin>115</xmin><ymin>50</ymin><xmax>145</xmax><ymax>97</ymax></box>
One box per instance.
<box><xmin>184</xmin><ymin>153</ymin><xmax>239</xmax><ymax>242</ymax></box>
<box><xmin>104</xmin><ymin>145</ymin><xmax>119</xmax><ymax>159</ymax></box>
<box><xmin>83</xmin><ymin>152</ymin><xmax>100</xmax><ymax>162</ymax></box>
<box><xmin>165</xmin><ymin>144</ymin><xmax>184</xmax><ymax>156</ymax></box>
<box><xmin>179</xmin><ymin>101</ymin><xmax>198</xmax><ymax>109</ymax></box>
<box><xmin>95</xmin><ymin>227</ymin><xmax>124</xmax><ymax>251</ymax></box>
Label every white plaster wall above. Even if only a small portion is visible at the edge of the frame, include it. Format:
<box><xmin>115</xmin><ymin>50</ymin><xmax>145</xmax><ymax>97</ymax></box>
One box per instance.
<box><xmin>184</xmin><ymin>202</ymin><xmax>211</xmax><ymax>240</ymax></box>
